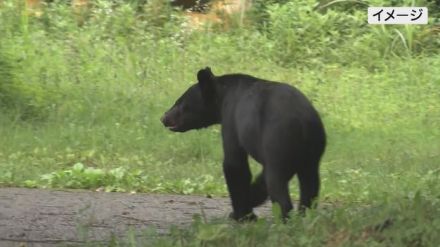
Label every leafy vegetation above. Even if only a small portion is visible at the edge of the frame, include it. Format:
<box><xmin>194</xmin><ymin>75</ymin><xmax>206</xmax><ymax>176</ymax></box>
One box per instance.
<box><xmin>0</xmin><ymin>0</ymin><xmax>439</xmax><ymax>245</ymax></box>
<box><xmin>104</xmin><ymin>191</ymin><xmax>440</xmax><ymax>247</ymax></box>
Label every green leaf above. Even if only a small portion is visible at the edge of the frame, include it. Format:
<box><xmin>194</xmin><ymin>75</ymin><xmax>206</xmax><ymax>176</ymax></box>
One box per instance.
<box><xmin>72</xmin><ymin>163</ymin><xmax>85</xmax><ymax>172</ymax></box>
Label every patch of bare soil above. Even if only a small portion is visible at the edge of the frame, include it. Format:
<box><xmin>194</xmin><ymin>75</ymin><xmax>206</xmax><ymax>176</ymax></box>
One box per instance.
<box><xmin>0</xmin><ymin>188</ymin><xmax>271</xmax><ymax>246</ymax></box>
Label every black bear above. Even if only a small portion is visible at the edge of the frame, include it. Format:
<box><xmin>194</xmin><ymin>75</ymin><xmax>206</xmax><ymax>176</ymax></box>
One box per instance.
<box><xmin>161</xmin><ymin>67</ymin><xmax>326</xmax><ymax>221</ymax></box>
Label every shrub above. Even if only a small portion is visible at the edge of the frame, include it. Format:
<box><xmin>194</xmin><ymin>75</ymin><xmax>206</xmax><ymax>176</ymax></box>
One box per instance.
<box><xmin>0</xmin><ymin>50</ymin><xmax>52</xmax><ymax>120</ymax></box>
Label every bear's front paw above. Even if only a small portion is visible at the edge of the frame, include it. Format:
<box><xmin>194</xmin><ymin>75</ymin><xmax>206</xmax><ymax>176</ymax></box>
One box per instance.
<box><xmin>228</xmin><ymin>212</ymin><xmax>258</xmax><ymax>222</ymax></box>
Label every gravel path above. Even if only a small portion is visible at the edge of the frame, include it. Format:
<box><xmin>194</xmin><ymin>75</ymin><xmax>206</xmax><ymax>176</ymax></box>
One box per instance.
<box><xmin>0</xmin><ymin>188</ymin><xmax>271</xmax><ymax>246</ymax></box>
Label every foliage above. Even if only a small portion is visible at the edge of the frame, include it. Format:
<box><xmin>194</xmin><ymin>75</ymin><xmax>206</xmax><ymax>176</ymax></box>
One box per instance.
<box><xmin>91</xmin><ymin>188</ymin><xmax>440</xmax><ymax>246</ymax></box>
<box><xmin>265</xmin><ymin>0</ymin><xmax>440</xmax><ymax>67</ymax></box>
<box><xmin>22</xmin><ymin>162</ymin><xmax>223</xmax><ymax>195</ymax></box>
<box><xmin>0</xmin><ymin>49</ymin><xmax>55</xmax><ymax>120</ymax></box>
<box><xmin>266</xmin><ymin>0</ymin><xmax>367</xmax><ymax>66</ymax></box>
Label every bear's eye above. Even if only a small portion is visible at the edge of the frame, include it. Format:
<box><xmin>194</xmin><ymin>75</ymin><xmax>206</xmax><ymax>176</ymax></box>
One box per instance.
<box><xmin>180</xmin><ymin>103</ymin><xmax>189</xmax><ymax>112</ymax></box>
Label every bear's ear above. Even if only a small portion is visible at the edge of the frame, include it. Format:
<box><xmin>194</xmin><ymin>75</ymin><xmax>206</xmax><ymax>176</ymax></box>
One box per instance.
<box><xmin>197</xmin><ymin>67</ymin><xmax>214</xmax><ymax>84</ymax></box>
<box><xmin>197</xmin><ymin>67</ymin><xmax>216</xmax><ymax>100</ymax></box>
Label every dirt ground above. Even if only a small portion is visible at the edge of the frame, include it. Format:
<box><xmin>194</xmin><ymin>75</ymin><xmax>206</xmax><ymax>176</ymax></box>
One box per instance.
<box><xmin>0</xmin><ymin>188</ymin><xmax>271</xmax><ymax>247</ymax></box>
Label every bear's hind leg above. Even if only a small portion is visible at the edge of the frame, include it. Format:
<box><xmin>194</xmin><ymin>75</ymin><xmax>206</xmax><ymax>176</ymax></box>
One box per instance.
<box><xmin>297</xmin><ymin>164</ymin><xmax>320</xmax><ymax>212</ymax></box>
<box><xmin>264</xmin><ymin>167</ymin><xmax>294</xmax><ymax>220</ymax></box>
<box><xmin>249</xmin><ymin>172</ymin><xmax>268</xmax><ymax>208</ymax></box>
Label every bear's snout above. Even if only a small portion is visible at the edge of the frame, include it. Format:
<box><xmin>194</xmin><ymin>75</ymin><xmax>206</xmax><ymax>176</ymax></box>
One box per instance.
<box><xmin>161</xmin><ymin>113</ymin><xmax>178</xmax><ymax>130</ymax></box>
<box><xmin>160</xmin><ymin>114</ymin><xmax>170</xmax><ymax>127</ymax></box>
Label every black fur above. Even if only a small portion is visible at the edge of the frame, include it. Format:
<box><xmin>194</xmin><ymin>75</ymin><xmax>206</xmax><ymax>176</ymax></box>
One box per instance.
<box><xmin>161</xmin><ymin>67</ymin><xmax>326</xmax><ymax>220</ymax></box>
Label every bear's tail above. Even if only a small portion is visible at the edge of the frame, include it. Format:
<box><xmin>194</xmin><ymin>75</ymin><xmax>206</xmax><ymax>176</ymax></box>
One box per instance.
<box><xmin>249</xmin><ymin>172</ymin><xmax>268</xmax><ymax>207</ymax></box>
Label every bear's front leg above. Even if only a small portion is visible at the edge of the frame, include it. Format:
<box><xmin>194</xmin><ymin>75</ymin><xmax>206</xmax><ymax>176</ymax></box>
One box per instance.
<box><xmin>222</xmin><ymin>147</ymin><xmax>255</xmax><ymax>221</ymax></box>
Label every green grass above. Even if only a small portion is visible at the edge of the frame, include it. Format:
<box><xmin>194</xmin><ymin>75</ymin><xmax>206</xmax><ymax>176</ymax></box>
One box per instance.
<box><xmin>104</xmin><ymin>193</ymin><xmax>440</xmax><ymax>247</ymax></box>
<box><xmin>0</xmin><ymin>0</ymin><xmax>440</xmax><ymax>245</ymax></box>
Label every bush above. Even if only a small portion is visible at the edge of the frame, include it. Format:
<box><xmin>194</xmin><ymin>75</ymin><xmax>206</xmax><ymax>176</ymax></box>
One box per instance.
<box><xmin>263</xmin><ymin>0</ymin><xmax>440</xmax><ymax>68</ymax></box>
<box><xmin>266</xmin><ymin>0</ymin><xmax>366</xmax><ymax>66</ymax></box>
<box><xmin>0</xmin><ymin>50</ymin><xmax>53</xmax><ymax>120</ymax></box>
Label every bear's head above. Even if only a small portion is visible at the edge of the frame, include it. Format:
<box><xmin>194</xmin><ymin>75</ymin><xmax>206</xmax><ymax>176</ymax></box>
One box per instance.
<box><xmin>161</xmin><ymin>67</ymin><xmax>220</xmax><ymax>132</ymax></box>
